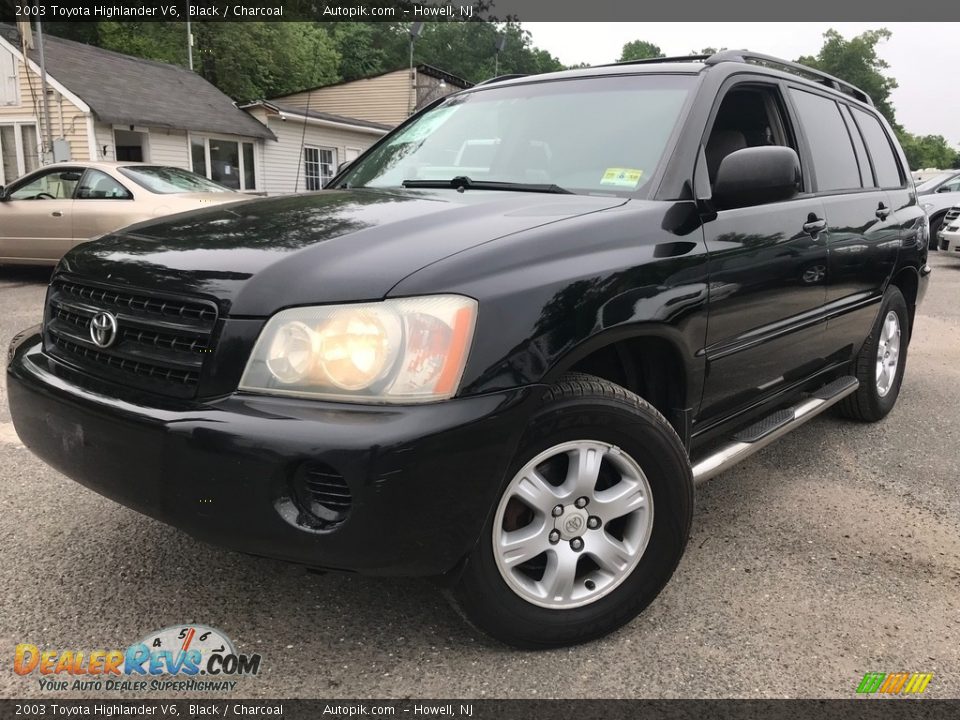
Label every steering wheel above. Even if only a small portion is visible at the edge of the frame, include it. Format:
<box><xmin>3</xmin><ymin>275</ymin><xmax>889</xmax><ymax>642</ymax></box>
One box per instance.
<box><xmin>33</xmin><ymin>192</ymin><xmax>55</xmax><ymax>200</ymax></box>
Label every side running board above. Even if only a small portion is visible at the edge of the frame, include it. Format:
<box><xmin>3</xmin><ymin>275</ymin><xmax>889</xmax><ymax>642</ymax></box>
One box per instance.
<box><xmin>691</xmin><ymin>376</ymin><xmax>859</xmax><ymax>485</ymax></box>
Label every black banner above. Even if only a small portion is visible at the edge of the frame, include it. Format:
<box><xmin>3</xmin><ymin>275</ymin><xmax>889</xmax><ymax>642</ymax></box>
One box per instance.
<box><xmin>3</xmin><ymin>0</ymin><xmax>960</xmax><ymax>22</ymax></box>
<box><xmin>3</xmin><ymin>701</ymin><xmax>960</xmax><ymax>720</ymax></box>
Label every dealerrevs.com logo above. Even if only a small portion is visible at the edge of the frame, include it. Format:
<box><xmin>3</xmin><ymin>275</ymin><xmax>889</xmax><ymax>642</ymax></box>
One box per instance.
<box><xmin>14</xmin><ymin>625</ymin><xmax>262</xmax><ymax>693</ymax></box>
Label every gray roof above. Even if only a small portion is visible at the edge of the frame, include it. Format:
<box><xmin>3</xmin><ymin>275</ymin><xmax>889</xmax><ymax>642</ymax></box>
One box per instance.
<box><xmin>252</xmin><ymin>102</ymin><xmax>392</xmax><ymax>133</ymax></box>
<box><xmin>0</xmin><ymin>25</ymin><xmax>273</xmax><ymax>140</ymax></box>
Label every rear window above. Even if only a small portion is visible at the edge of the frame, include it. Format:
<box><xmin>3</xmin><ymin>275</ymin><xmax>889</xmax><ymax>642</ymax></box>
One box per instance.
<box><xmin>852</xmin><ymin>108</ymin><xmax>903</xmax><ymax>188</ymax></box>
<box><xmin>789</xmin><ymin>88</ymin><xmax>861</xmax><ymax>192</ymax></box>
<box><xmin>119</xmin><ymin>166</ymin><xmax>232</xmax><ymax>194</ymax></box>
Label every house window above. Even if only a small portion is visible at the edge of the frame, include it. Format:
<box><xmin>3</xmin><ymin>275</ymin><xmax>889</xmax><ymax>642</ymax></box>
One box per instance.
<box><xmin>304</xmin><ymin>147</ymin><xmax>335</xmax><ymax>190</ymax></box>
<box><xmin>191</xmin><ymin>136</ymin><xmax>207</xmax><ymax>176</ymax></box>
<box><xmin>0</xmin><ymin>122</ymin><xmax>40</xmax><ymax>186</ymax></box>
<box><xmin>0</xmin><ymin>49</ymin><xmax>18</xmax><ymax>106</ymax></box>
<box><xmin>189</xmin><ymin>136</ymin><xmax>256</xmax><ymax>190</ymax></box>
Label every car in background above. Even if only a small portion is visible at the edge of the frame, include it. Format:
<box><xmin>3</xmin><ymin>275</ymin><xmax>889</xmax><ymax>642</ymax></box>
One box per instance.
<box><xmin>938</xmin><ymin>205</ymin><xmax>960</xmax><ymax>253</ymax></box>
<box><xmin>0</xmin><ymin>161</ymin><xmax>245</xmax><ymax>265</ymax></box>
<box><xmin>915</xmin><ymin>169</ymin><xmax>960</xmax><ymax>196</ymax></box>
<box><xmin>916</xmin><ymin>172</ymin><xmax>960</xmax><ymax>249</ymax></box>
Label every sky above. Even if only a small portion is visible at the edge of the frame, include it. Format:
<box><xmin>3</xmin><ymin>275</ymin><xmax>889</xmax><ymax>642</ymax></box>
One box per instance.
<box><xmin>523</xmin><ymin>22</ymin><xmax>960</xmax><ymax>145</ymax></box>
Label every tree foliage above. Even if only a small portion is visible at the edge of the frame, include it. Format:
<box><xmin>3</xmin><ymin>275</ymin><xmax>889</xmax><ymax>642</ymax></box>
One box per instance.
<box><xmin>899</xmin><ymin>134</ymin><xmax>960</xmax><ymax>171</ymax></box>
<box><xmin>618</xmin><ymin>40</ymin><xmax>663</xmax><ymax>62</ymax></box>
<box><xmin>42</xmin><ymin>20</ymin><xmax>562</xmax><ymax>100</ymax></box>
<box><xmin>797</xmin><ymin>28</ymin><xmax>958</xmax><ymax>170</ymax></box>
<box><xmin>797</xmin><ymin>28</ymin><xmax>898</xmax><ymax>128</ymax></box>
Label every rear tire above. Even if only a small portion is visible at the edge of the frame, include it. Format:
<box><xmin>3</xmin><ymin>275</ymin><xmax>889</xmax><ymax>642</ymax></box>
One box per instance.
<box><xmin>838</xmin><ymin>286</ymin><xmax>909</xmax><ymax>422</ymax></box>
<box><xmin>452</xmin><ymin>373</ymin><xmax>693</xmax><ymax>648</ymax></box>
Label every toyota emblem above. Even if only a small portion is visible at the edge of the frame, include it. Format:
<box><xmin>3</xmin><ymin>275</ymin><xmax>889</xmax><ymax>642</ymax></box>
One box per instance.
<box><xmin>564</xmin><ymin>515</ymin><xmax>584</xmax><ymax>534</ymax></box>
<box><xmin>89</xmin><ymin>311</ymin><xmax>118</xmax><ymax>348</ymax></box>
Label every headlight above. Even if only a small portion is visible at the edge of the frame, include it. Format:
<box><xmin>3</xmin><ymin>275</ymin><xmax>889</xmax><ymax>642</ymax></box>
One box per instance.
<box><xmin>239</xmin><ymin>295</ymin><xmax>477</xmax><ymax>403</ymax></box>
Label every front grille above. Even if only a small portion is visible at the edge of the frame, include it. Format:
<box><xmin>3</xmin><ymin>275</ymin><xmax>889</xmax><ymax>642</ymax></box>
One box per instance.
<box><xmin>43</xmin><ymin>276</ymin><xmax>219</xmax><ymax>399</ymax></box>
<box><xmin>293</xmin><ymin>462</ymin><xmax>353</xmax><ymax>527</ymax></box>
<box><xmin>944</xmin><ymin>208</ymin><xmax>960</xmax><ymax>224</ymax></box>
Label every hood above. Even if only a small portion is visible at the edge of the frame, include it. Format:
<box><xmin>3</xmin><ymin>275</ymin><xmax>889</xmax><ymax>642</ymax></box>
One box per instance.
<box><xmin>59</xmin><ymin>189</ymin><xmax>626</xmax><ymax>316</ymax></box>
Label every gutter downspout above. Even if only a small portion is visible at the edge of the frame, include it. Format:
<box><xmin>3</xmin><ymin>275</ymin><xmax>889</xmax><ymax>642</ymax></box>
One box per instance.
<box><xmin>35</xmin><ymin>21</ymin><xmax>53</xmax><ymax>161</ymax></box>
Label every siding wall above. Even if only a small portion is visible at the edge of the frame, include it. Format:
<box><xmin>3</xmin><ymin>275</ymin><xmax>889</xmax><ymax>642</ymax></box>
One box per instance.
<box><xmin>249</xmin><ymin>108</ymin><xmax>383</xmax><ymax>195</ymax></box>
<box><xmin>146</xmin><ymin>128</ymin><xmax>190</xmax><ymax>167</ymax></box>
<box><xmin>0</xmin><ymin>43</ymin><xmax>90</xmax><ymax>171</ymax></box>
<box><xmin>276</xmin><ymin>70</ymin><xmax>410</xmax><ymax>126</ymax></box>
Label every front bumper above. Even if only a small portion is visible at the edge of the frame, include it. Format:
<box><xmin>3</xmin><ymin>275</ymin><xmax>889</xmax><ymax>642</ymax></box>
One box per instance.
<box><xmin>7</xmin><ymin>330</ymin><xmax>538</xmax><ymax>576</ymax></box>
<box><xmin>939</xmin><ymin>226</ymin><xmax>960</xmax><ymax>253</ymax></box>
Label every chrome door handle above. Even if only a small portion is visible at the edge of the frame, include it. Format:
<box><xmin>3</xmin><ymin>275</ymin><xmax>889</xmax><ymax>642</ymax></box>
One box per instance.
<box><xmin>802</xmin><ymin>217</ymin><xmax>826</xmax><ymax>235</ymax></box>
<box><xmin>51</xmin><ymin>211</ymin><xmax>62</xmax><ymax>217</ymax></box>
<box><xmin>876</xmin><ymin>204</ymin><xmax>890</xmax><ymax>220</ymax></box>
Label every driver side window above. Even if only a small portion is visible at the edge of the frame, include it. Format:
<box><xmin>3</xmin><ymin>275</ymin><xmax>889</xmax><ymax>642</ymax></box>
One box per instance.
<box><xmin>9</xmin><ymin>168</ymin><xmax>81</xmax><ymax>200</ymax></box>
<box><xmin>705</xmin><ymin>84</ymin><xmax>797</xmax><ymax>190</ymax></box>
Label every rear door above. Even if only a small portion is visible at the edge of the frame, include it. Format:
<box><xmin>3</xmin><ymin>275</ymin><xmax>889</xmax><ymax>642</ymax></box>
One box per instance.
<box><xmin>787</xmin><ymin>87</ymin><xmax>901</xmax><ymax>362</ymax></box>
<box><xmin>71</xmin><ymin>168</ymin><xmax>141</xmax><ymax>248</ymax></box>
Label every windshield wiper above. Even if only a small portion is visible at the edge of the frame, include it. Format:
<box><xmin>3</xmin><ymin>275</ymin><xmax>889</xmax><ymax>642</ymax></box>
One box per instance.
<box><xmin>401</xmin><ymin>176</ymin><xmax>572</xmax><ymax>194</ymax></box>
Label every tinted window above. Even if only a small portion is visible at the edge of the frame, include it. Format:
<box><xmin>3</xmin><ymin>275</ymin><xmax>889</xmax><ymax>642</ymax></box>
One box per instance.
<box><xmin>789</xmin><ymin>88</ymin><xmax>861</xmax><ymax>191</ymax></box>
<box><xmin>852</xmin><ymin>108</ymin><xmax>903</xmax><ymax>188</ymax></box>
<box><xmin>839</xmin><ymin>104</ymin><xmax>874</xmax><ymax>187</ymax></box>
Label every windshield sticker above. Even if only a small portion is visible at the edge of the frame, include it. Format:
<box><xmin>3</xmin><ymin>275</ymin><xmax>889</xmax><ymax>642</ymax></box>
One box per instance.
<box><xmin>600</xmin><ymin>168</ymin><xmax>644</xmax><ymax>189</ymax></box>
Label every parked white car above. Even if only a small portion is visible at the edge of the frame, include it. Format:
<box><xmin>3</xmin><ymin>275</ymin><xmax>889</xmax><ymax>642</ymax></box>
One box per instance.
<box><xmin>938</xmin><ymin>205</ymin><xmax>960</xmax><ymax>253</ymax></box>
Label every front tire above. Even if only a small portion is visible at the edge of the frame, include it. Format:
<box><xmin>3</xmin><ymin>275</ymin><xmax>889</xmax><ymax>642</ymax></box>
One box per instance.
<box><xmin>452</xmin><ymin>373</ymin><xmax>693</xmax><ymax>648</ymax></box>
<box><xmin>838</xmin><ymin>286</ymin><xmax>909</xmax><ymax>422</ymax></box>
<box><xmin>929</xmin><ymin>211</ymin><xmax>946</xmax><ymax>250</ymax></box>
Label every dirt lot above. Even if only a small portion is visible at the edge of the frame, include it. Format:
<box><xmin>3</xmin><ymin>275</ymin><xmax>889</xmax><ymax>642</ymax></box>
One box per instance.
<box><xmin>1</xmin><ymin>256</ymin><xmax>958</xmax><ymax>699</ymax></box>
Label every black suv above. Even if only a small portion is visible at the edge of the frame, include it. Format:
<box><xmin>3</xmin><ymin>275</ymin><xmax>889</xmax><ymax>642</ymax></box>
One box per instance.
<box><xmin>7</xmin><ymin>51</ymin><xmax>930</xmax><ymax>648</ymax></box>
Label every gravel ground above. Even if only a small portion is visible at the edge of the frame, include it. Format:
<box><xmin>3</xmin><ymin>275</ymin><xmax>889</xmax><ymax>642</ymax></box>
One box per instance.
<box><xmin>0</xmin><ymin>255</ymin><xmax>958</xmax><ymax>700</ymax></box>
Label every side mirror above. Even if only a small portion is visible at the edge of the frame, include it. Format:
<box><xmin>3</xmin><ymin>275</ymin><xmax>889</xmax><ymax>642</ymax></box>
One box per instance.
<box><xmin>713</xmin><ymin>146</ymin><xmax>801</xmax><ymax>210</ymax></box>
<box><xmin>936</xmin><ymin>185</ymin><xmax>953</xmax><ymax>193</ymax></box>
<box><xmin>337</xmin><ymin>160</ymin><xmax>353</xmax><ymax>173</ymax></box>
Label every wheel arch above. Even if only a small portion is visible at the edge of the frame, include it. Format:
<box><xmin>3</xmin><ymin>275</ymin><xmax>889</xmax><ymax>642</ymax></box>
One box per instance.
<box><xmin>542</xmin><ymin>325</ymin><xmax>699</xmax><ymax>445</ymax></box>
<box><xmin>889</xmin><ymin>265</ymin><xmax>919</xmax><ymax>340</ymax></box>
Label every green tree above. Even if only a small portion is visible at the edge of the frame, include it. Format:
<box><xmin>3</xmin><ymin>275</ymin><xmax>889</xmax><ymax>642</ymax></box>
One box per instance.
<box><xmin>618</xmin><ymin>40</ymin><xmax>663</xmax><ymax>62</ymax></box>
<box><xmin>797</xmin><ymin>28</ymin><xmax>898</xmax><ymax>128</ymax></box>
<box><xmin>191</xmin><ymin>23</ymin><xmax>340</xmax><ymax>100</ymax></box>
<box><xmin>898</xmin><ymin>133</ymin><xmax>958</xmax><ymax>171</ymax></box>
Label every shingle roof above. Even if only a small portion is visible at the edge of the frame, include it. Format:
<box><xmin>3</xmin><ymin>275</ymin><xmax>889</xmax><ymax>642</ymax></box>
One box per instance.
<box><xmin>0</xmin><ymin>24</ymin><xmax>274</xmax><ymax>140</ymax></box>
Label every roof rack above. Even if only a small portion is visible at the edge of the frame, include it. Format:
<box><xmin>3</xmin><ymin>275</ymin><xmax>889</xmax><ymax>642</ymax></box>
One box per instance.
<box><xmin>704</xmin><ymin>50</ymin><xmax>873</xmax><ymax>106</ymax></box>
<box><xmin>475</xmin><ymin>74</ymin><xmax>529</xmax><ymax>87</ymax></box>
<box><xmin>604</xmin><ymin>55</ymin><xmax>711</xmax><ymax>68</ymax></box>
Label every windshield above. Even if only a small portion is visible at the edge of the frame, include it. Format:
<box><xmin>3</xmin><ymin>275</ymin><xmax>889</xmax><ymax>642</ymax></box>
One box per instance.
<box><xmin>119</xmin><ymin>166</ymin><xmax>233</xmax><ymax>194</ymax></box>
<box><xmin>338</xmin><ymin>74</ymin><xmax>695</xmax><ymax>196</ymax></box>
<box><xmin>915</xmin><ymin>172</ymin><xmax>956</xmax><ymax>193</ymax></box>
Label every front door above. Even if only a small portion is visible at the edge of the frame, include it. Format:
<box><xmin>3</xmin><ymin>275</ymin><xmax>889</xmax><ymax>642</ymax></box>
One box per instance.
<box><xmin>698</xmin><ymin>81</ymin><xmax>831</xmax><ymax>421</ymax></box>
<box><xmin>0</xmin><ymin>167</ymin><xmax>82</xmax><ymax>262</ymax></box>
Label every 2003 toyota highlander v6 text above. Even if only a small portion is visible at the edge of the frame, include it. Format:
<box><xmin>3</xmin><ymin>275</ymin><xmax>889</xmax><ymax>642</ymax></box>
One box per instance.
<box><xmin>7</xmin><ymin>51</ymin><xmax>930</xmax><ymax>648</ymax></box>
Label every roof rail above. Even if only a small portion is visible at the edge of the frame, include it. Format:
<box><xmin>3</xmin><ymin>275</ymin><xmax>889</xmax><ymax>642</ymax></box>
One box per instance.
<box><xmin>603</xmin><ymin>55</ymin><xmax>711</xmax><ymax>68</ymax></box>
<box><xmin>705</xmin><ymin>50</ymin><xmax>874</xmax><ymax>106</ymax></box>
<box><xmin>475</xmin><ymin>74</ymin><xmax>529</xmax><ymax>87</ymax></box>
